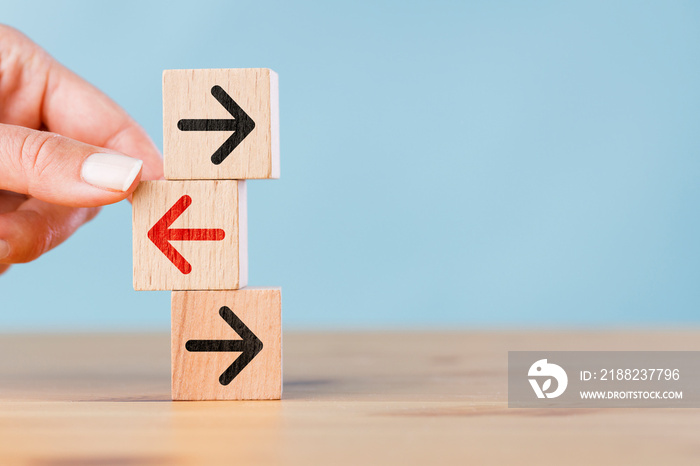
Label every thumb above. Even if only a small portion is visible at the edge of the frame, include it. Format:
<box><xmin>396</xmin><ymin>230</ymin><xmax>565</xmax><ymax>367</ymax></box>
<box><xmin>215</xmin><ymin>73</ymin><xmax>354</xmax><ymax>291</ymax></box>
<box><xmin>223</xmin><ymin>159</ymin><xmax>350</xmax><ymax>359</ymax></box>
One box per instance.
<box><xmin>0</xmin><ymin>123</ymin><xmax>144</xmax><ymax>207</ymax></box>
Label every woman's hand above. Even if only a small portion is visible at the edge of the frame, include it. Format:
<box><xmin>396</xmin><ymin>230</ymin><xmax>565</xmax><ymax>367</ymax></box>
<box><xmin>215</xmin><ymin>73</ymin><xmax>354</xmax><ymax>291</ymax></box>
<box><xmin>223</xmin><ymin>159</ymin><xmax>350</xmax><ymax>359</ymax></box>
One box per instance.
<box><xmin>0</xmin><ymin>25</ymin><xmax>163</xmax><ymax>274</ymax></box>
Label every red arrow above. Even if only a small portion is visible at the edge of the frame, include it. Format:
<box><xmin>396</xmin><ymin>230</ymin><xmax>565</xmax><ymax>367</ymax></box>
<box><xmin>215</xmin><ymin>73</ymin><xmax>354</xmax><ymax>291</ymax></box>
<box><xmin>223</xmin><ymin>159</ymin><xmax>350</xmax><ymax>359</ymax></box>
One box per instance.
<box><xmin>147</xmin><ymin>195</ymin><xmax>225</xmax><ymax>274</ymax></box>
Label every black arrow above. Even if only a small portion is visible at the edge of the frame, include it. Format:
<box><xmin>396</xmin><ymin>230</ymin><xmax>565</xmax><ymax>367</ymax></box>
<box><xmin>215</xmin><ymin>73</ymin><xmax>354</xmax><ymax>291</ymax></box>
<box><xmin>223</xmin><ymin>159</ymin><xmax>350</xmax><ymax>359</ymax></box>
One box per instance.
<box><xmin>177</xmin><ymin>85</ymin><xmax>256</xmax><ymax>165</ymax></box>
<box><xmin>185</xmin><ymin>306</ymin><xmax>263</xmax><ymax>386</ymax></box>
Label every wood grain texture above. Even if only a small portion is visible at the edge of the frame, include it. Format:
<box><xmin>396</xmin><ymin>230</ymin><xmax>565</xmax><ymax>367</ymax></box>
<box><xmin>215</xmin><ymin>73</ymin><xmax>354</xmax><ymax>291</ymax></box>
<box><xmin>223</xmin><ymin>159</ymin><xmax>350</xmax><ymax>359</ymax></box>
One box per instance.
<box><xmin>171</xmin><ymin>288</ymin><xmax>281</xmax><ymax>400</ymax></box>
<box><xmin>2</xmin><ymin>330</ymin><xmax>700</xmax><ymax>465</ymax></box>
<box><xmin>163</xmin><ymin>68</ymin><xmax>280</xmax><ymax>180</ymax></box>
<box><xmin>132</xmin><ymin>180</ymin><xmax>247</xmax><ymax>290</ymax></box>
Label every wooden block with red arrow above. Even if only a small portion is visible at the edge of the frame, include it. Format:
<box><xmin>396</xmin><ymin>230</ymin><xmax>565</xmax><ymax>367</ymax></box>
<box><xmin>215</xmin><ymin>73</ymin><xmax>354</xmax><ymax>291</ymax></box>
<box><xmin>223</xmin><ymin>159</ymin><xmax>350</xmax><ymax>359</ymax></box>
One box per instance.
<box><xmin>132</xmin><ymin>180</ymin><xmax>247</xmax><ymax>291</ymax></box>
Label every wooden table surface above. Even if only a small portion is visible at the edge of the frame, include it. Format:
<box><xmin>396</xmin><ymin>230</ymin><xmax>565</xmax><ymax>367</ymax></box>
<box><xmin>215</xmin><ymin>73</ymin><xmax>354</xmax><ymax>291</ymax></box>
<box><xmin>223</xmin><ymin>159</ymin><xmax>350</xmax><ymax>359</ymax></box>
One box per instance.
<box><xmin>0</xmin><ymin>330</ymin><xmax>699</xmax><ymax>465</ymax></box>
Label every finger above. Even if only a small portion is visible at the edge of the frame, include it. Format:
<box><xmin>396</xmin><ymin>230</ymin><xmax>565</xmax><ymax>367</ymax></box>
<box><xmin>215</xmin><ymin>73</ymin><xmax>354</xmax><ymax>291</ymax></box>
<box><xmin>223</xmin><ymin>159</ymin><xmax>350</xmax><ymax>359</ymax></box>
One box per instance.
<box><xmin>0</xmin><ymin>264</ymin><xmax>10</xmax><ymax>275</ymax></box>
<box><xmin>42</xmin><ymin>65</ymin><xmax>164</xmax><ymax>180</ymax></box>
<box><xmin>0</xmin><ymin>124</ymin><xmax>143</xmax><ymax>207</ymax></box>
<box><xmin>40</xmin><ymin>45</ymin><xmax>163</xmax><ymax>180</ymax></box>
<box><xmin>0</xmin><ymin>197</ymin><xmax>99</xmax><ymax>264</ymax></box>
<box><xmin>0</xmin><ymin>25</ymin><xmax>163</xmax><ymax>180</ymax></box>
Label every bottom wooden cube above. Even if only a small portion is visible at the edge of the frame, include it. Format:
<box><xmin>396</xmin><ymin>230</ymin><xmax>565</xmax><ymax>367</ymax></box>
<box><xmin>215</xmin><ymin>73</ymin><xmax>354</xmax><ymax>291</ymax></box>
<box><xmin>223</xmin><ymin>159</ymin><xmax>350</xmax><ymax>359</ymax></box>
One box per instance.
<box><xmin>171</xmin><ymin>288</ymin><xmax>281</xmax><ymax>400</ymax></box>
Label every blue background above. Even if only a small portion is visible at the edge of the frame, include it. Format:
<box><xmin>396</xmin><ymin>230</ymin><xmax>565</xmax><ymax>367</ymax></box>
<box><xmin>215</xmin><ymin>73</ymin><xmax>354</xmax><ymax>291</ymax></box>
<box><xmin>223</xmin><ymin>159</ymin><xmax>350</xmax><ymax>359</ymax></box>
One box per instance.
<box><xmin>1</xmin><ymin>1</ymin><xmax>699</xmax><ymax>330</ymax></box>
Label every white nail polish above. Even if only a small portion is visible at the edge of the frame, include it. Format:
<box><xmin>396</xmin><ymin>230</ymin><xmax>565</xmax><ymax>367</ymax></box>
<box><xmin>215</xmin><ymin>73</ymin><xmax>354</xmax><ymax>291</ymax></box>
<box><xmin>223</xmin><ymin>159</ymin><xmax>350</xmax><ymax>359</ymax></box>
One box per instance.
<box><xmin>81</xmin><ymin>153</ymin><xmax>143</xmax><ymax>192</ymax></box>
<box><xmin>0</xmin><ymin>240</ymin><xmax>9</xmax><ymax>260</ymax></box>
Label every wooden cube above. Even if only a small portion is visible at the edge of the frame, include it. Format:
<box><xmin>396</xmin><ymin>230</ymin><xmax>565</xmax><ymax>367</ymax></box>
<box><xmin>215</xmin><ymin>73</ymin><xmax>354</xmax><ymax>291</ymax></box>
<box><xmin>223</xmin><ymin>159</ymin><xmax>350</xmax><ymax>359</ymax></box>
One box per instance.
<box><xmin>163</xmin><ymin>68</ymin><xmax>279</xmax><ymax>180</ymax></box>
<box><xmin>171</xmin><ymin>288</ymin><xmax>282</xmax><ymax>400</ymax></box>
<box><xmin>132</xmin><ymin>180</ymin><xmax>247</xmax><ymax>291</ymax></box>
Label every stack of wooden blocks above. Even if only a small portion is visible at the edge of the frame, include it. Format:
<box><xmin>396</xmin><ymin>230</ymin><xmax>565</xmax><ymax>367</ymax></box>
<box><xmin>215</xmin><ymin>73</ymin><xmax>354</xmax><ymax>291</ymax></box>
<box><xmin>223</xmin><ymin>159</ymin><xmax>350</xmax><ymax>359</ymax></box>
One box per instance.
<box><xmin>132</xmin><ymin>69</ymin><xmax>281</xmax><ymax>400</ymax></box>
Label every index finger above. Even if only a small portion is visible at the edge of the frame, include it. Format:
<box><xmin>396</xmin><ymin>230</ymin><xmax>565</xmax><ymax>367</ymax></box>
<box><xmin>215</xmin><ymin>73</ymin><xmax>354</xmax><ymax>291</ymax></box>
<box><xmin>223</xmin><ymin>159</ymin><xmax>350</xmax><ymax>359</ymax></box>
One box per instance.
<box><xmin>0</xmin><ymin>26</ymin><xmax>163</xmax><ymax>181</ymax></box>
<box><xmin>41</xmin><ymin>61</ymin><xmax>164</xmax><ymax>181</ymax></box>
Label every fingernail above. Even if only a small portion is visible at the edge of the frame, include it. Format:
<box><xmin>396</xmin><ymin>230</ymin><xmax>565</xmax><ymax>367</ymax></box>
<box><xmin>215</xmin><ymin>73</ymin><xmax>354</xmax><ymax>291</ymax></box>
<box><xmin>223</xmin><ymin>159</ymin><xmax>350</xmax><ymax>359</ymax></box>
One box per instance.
<box><xmin>0</xmin><ymin>240</ymin><xmax>9</xmax><ymax>260</ymax></box>
<box><xmin>81</xmin><ymin>153</ymin><xmax>143</xmax><ymax>192</ymax></box>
